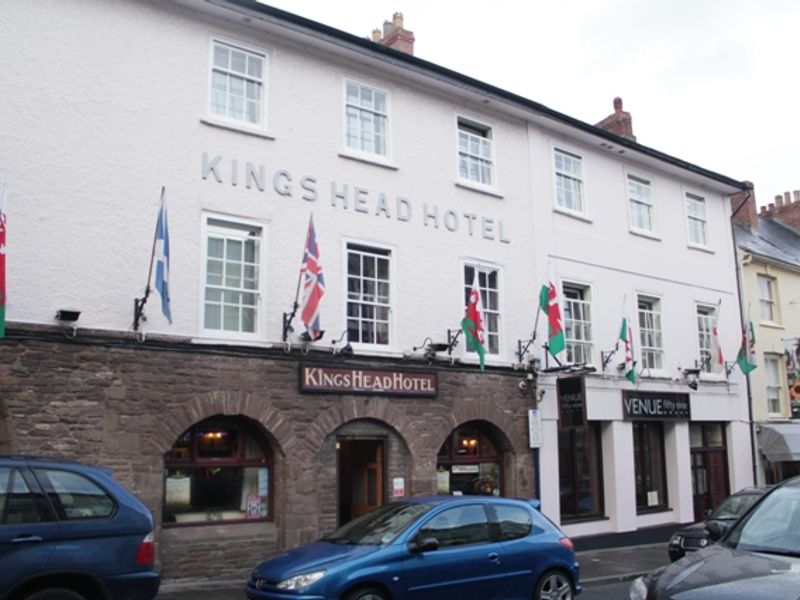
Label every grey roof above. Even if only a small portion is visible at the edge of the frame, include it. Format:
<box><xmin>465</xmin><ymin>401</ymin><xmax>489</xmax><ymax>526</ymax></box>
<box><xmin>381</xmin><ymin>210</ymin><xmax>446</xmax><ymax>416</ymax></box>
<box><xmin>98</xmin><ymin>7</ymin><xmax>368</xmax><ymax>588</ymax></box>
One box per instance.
<box><xmin>735</xmin><ymin>218</ymin><xmax>800</xmax><ymax>270</ymax></box>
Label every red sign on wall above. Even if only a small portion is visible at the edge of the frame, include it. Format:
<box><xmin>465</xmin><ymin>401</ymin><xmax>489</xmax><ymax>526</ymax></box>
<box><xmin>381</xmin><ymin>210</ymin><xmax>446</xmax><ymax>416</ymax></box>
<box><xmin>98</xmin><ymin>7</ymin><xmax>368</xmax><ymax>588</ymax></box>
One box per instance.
<box><xmin>299</xmin><ymin>365</ymin><xmax>437</xmax><ymax>397</ymax></box>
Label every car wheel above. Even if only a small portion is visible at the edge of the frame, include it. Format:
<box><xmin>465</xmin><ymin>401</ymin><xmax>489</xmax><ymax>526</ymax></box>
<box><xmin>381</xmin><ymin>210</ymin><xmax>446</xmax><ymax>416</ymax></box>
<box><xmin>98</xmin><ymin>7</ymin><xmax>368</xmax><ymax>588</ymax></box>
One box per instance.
<box><xmin>534</xmin><ymin>569</ymin><xmax>573</xmax><ymax>600</ymax></box>
<box><xmin>25</xmin><ymin>589</ymin><xmax>86</xmax><ymax>600</ymax></box>
<box><xmin>343</xmin><ymin>587</ymin><xmax>388</xmax><ymax>600</ymax></box>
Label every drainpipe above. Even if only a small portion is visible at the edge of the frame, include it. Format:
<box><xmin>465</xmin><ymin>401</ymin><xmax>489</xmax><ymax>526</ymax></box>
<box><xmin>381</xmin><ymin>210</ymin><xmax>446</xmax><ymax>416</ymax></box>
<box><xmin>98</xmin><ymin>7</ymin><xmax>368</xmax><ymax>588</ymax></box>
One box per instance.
<box><xmin>730</xmin><ymin>183</ymin><xmax>759</xmax><ymax>485</ymax></box>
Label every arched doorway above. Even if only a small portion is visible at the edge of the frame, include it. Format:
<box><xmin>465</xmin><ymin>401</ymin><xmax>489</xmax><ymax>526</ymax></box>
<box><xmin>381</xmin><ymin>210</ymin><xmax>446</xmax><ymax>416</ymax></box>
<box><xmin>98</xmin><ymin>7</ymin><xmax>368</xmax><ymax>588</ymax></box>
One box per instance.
<box><xmin>437</xmin><ymin>421</ymin><xmax>505</xmax><ymax>496</ymax></box>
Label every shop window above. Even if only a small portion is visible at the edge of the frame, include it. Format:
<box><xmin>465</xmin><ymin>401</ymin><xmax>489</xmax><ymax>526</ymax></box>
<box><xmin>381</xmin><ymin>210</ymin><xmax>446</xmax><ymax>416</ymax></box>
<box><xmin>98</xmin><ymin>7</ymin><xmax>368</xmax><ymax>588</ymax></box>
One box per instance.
<box><xmin>437</xmin><ymin>422</ymin><xmax>503</xmax><ymax>497</ymax></box>
<box><xmin>633</xmin><ymin>421</ymin><xmax>668</xmax><ymax>512</ymax></box>
<box><xmin>163</xmin><ymin>417</ymin><xmax>272</xmax><ymax>525</ymax></box>
<box><xmin>558</xmin><ymin>421</ymin><xmax>604</xmax><ymax>520</ymax></box>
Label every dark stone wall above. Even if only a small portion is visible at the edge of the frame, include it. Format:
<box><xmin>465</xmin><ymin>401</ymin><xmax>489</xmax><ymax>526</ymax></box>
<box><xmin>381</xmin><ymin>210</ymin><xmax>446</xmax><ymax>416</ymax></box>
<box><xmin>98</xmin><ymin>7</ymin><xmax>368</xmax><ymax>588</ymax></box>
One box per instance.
<box><xmin>0</xmin><ymin>326</ymin><xmax>535</xmax><ymax>583</ymax></box>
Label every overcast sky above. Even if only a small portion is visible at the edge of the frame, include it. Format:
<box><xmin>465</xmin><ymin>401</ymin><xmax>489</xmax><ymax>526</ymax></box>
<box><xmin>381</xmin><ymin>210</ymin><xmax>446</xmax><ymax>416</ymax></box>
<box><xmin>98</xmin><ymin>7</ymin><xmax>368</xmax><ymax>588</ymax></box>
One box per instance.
<box><xmin>265</xmin><ymin>0</ymin><xmax>799</xmax><ymax>207</ymax></box>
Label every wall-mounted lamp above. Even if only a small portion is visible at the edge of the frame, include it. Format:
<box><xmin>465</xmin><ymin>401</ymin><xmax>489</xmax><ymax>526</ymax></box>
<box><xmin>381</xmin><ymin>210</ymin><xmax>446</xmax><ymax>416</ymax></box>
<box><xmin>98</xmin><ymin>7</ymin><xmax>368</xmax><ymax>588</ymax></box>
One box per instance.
<box><xmin>411</xmin><ymin>330</ymin><xmax>462</xmax><ymax>363</ymax></box>
<box><xmin>681</xmin><ymin>367</ymin><xmax>701</xmax><ymax>390</ymax></box>
<box><xmin>331</xmin><ymin>331</ymin><xmax>353</xmax><ymax>356</ymax></box>
<box><xmin>55</xmin><ymin>309</ymin><xmax>81</xmax><ymax>339</ymax></box>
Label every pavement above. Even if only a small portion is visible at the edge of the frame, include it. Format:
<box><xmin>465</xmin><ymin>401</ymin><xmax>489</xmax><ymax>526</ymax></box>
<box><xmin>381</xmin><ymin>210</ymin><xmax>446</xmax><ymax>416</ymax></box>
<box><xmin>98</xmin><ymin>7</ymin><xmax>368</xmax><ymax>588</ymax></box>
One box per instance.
<box><xmin>155</xmin><ymin>542</ymin><xmax>670</xmax><ymax>599</ymax></box>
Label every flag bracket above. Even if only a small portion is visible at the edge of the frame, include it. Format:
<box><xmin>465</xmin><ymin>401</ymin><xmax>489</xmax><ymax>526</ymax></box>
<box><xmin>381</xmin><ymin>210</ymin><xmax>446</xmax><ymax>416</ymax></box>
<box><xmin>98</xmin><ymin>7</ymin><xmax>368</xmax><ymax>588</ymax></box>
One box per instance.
<box><xmin>600</xmin><ymin>348</ymin><xmax>617</xmax><ymax>371</ymax></box>
<box><xmin>446</xmin><ymin>329</ymin><xmax>463</xmax><ymax>355</ymax></box>
<box><xmin>725</xmin><ymin>361</ymin><xmax>738</xmax><ymax>377</ymax></box>
<box><xmin>516</xmin><ymin>333</ymin><xmax>536</xmax><ymax>363</ymax></box>
<box><xmin>133</xmin><ymin>292</ymin><xmax>149</xmax><ymax>332</ymax></box>
<box><xmin>282</xmin><ymin>304</ymin><xmax>298</xmax><ymax>342</ymax></box>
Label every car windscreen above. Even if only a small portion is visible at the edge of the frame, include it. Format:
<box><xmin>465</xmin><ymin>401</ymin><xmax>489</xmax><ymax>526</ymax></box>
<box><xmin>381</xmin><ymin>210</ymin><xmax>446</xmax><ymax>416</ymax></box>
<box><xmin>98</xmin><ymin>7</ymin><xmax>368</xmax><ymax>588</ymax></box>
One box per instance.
<box><xmin>324</xmin><ymin>502</ymin><xmax>433</xmax><ymax>545</ymax></box>
<box><xmin>711</xmin><ymin>492</ymin><xmax>761</xmax><ymax>520</ymax></box>
<box><xmin>724</xmin><ymin>485</ymin><xmax>800</xmax><ymax>557</ymax></box>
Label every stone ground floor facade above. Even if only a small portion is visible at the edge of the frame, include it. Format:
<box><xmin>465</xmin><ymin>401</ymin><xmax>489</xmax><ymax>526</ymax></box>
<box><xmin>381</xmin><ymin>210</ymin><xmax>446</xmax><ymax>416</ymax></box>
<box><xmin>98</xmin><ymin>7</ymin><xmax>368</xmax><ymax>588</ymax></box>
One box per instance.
<box><xmin>0</xmin><ymin>325</ymin><xmax>536</xmax><ymax>582</ymax></box>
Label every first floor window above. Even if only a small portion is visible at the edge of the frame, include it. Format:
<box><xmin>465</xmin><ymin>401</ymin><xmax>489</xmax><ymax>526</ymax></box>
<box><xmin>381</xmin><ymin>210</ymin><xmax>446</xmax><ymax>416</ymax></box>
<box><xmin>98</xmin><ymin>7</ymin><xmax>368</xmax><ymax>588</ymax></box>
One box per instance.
<box><xmin>347</xmin><ymin>243</ymin><xmax>391</xmax><ymax>345</ymax></box>
<box><xmin>458</xmin><ymin>117</ymin><xmax>493</xmax><ymax>186</ymax></box>
<box><xmin>554</xmin><ymin>148</ymin><xmax>584</xmax><ymax>213</ymax></box>
<box><xmin>211</xmin><ymin>40</ymin><xmax>265</xmax><ymax>126</ymax></box>
<box><xmin>464</xmin><ymin>265</ymin><xmax>500</xmax><ymax>355</ymax></box>
<box><xmin>558</xmin><ymin>421</ymin><xmax>604</xmax><ymax>520</ymax></box>
<box><xmin>758</xmin><ymin>275</ymin><xmax>777</xmax><ymax>322</ymax></box>
<box><xmin>163</xmin><ymin>416</ymin><xmax>272</xmax><ymax>525</ymax></box>
<box><xmin>628</xmin><ymin>174</ymin><xmax>654</xmax><ymax>232</ymax></box>
<box><xmin>685</xmin><ymin>192</ymin><xmax>708</xmax><ymax>247</ymax></box>
<box><xmin>633</xmin><ymin>421</ymin><xmax>668</xmax><ymax>511</ymax></box>
<box><xmin>563</xmin><ymin>284</ymin><xmax>592</xmax><ymax>364</ymax></box>
<box><xmin>203</xmin><ymin>219</ymin><xmax>261</xmax><ymax>336</ymax></box>
<box><xmin>696</xmin><ymin>305</ymin><xmax>716</xmax><ymax>373</ymax></box>
<box><xmin>345</xmin><ymin>81</ymin><xmax>388</xmax><ymax>156</ymax></box>
<box><xmin>638</xmin><ymin>296</ymin><xmax>663</xmax><ymax>370</ymax></box>
<box><xmin>765</xmin><ymin>354</ymin><xmax>783</xmax><ymax>415</ymax></box>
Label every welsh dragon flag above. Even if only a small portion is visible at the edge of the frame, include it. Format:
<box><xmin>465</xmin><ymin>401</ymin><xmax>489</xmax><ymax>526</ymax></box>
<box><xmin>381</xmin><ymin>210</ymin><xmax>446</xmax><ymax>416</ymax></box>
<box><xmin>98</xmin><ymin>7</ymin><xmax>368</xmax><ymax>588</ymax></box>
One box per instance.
<box><xmin>736</xmin><ymin>307</ymin><xmax>757</xmax><ymax>375</ymax></box>
<box><xmin>539</xmin><ymin>281</ymin><xmax>565</xmax><ymax>357</ymax></box>
<box><xmin>462</xmin><ymin>272</ymin><xmax>486</xmax><ymax>370</ymax></box>
<box><xmin>619</xmin><ymin>313</ymin><xmax>636</xmax><ymax>383</ymax></box>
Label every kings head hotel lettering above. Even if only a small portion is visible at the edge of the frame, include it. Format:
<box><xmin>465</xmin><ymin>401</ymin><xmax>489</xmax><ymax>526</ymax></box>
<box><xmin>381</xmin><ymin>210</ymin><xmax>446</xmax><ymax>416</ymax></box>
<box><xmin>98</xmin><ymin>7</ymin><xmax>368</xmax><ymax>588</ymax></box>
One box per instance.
<box><xmin>300</xmin><ymin>365</ymin><xmax>437</xmax><ymax>397</ymax></box>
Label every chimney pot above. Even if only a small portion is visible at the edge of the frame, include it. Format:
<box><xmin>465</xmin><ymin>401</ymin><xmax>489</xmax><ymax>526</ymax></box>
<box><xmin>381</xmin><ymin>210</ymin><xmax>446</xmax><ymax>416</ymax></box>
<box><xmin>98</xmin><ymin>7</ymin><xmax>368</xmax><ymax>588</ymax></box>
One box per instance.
<box><xmin>613</xmin><ymin>97</ymin><xmax>623</xmax><ymax>112</ymax></box>
<box><xmin>794</xmin><ymin>190</ymin><xmax>800</xmax><ymax>204</ymax></box>
<box><xmin>393</xmin><ymin>12</ymin><xmax>404</xmax><ymax>29</ymax></box>
<box><xmin>383</xmin><ymin>19</ymin><xmax>393</xmax><ymax>38</ymax></box>
<box><xmin>371</xmin><ymin>28</ymin><xmax>381</xmax><ymax>42</ymax></box>
<box><xmin>785</xmin><ymin>191</ymin><xmax>792</xmax><ymax>205</ymax></box>
<box><xmin>775</xmin><ymin>195</ymin><xmax>783</xmax><ymax>207</ymax></box>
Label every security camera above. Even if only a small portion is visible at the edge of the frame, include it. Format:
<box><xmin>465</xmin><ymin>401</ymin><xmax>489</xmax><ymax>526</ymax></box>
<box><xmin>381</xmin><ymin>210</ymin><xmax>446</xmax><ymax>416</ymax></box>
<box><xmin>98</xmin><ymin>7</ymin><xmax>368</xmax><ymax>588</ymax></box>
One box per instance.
<box><xmin>518</xmin><ymin>380</ymin><xmax>528</xmax><ymax>392</ymax></box>
<box><xmin>538</xmin><ymin>389</ymin><xmax>545</xmax><ymax>400</ymax></box>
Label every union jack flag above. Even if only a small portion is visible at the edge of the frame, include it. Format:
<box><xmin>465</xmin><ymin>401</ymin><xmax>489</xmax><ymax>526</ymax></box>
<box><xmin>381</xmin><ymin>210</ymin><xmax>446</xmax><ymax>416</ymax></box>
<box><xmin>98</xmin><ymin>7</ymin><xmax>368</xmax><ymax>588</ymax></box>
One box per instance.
<box><xmin>299</xmin><ymin>215</ymin><xmax>325</xmax><ymax>340</ymax></box>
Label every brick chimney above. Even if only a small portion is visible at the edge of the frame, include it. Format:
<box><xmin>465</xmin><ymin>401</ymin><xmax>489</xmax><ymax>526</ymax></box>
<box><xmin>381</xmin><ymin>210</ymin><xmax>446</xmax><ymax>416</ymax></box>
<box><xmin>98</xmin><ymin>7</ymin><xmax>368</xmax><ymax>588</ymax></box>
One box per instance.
<box><xmin>371</xmin><ymin>12</ymin><xmax>415</xmax><ymax>55</ymax></box>
<box><xmin>595</xmin><ymin>97</ymin><xmax>636</xmax><ymax>141</ymax></box>
<box><xmin>730</xmin><ymin>182</ymin><xmax>758</xmax><ymax>230</ymax></box>
<box><xmin>759</xmin><ymin>189</ymin><xmax>800</xmax><ymax>230</ymax></box>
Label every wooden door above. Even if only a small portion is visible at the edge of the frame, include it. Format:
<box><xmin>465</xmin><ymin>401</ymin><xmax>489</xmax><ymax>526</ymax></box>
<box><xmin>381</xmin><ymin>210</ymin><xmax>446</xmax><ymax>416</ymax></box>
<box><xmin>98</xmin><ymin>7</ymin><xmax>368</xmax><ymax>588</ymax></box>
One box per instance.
<box><xmin>338</xmin><ymin>439</ymin><xmax>384</xmax><ymax>523</ymax></box>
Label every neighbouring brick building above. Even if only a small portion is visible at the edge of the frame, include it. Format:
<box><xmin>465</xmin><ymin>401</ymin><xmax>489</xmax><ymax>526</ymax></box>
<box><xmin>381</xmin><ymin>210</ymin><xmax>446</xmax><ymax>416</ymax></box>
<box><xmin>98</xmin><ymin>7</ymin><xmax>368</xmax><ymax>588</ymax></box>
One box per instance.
<box><xmin>1</xmin><ymin>0</ymin><xmax>753</xmax><ymax>584</ymax></box>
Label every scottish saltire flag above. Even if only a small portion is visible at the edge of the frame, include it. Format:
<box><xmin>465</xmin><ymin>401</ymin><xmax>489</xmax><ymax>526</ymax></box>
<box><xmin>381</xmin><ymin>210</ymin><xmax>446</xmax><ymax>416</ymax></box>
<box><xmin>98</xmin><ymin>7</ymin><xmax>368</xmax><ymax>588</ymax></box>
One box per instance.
<box><xmin>0</xmin><ymin>186</ymin><xmax>7</xmax><ymax>338</ymax></box>
<box><xmin>154</xmin><ymin>188</ymin><xmax>172</xmax><ymax>324</ymax></box>
<box><xmin>299</xmin><ymin>215</ymin><xmax>325</xmax><ymax>340</ymax></box>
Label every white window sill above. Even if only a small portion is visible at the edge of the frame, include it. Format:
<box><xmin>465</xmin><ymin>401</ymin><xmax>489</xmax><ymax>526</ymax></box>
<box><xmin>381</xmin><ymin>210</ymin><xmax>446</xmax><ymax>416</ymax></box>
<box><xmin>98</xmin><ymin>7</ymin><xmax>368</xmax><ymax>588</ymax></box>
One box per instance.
<box><xmin>338</xmin><ymin>150</ymin><xmax>399</xmax><ymax>170</ymax></box>
<box><xmin>759</xmin><ymin>320</ymin><xmax>785</xmax><ymax>330</ymax></box>
<box><xmin>553</xmin><ymin>206</ymin><xmax>593</xmax><ymax>224</ymax></box>
<box><xmin>629</xmin><ymin>228</ymin><xmax>661</xmax><ymax>241</ymax></box>
<box><xmin>200</xmin><ymin>116</ymin><xmax>275</xmax><ymax>140</ymax></box>
<box><xmin>191</xmin><ymin>334</ymin><xmax>273</xmax><ymax>347</ymax></box>
<box><xmin>455</xmin><ymin>180</ymin><xmax>504</xmax><ymax>199</ymax></box>
<box><xmin>638</xmin><ymin>368</ymin><xmax>671</xmax><ymax>380</ymax></box>
<box><xmin>348</xmin><ymin>345</ymin><xmax>405</xmax><ymax>359</ymax></box>
<box><xmin>699</xmin><ymin>372</ymin><xmax>728</xmax><ymax>383</ymax></box>
<box><xmin>687</xmin><ymin>242</ymin><xmax>714</xmax><ymax>254</ymax></box>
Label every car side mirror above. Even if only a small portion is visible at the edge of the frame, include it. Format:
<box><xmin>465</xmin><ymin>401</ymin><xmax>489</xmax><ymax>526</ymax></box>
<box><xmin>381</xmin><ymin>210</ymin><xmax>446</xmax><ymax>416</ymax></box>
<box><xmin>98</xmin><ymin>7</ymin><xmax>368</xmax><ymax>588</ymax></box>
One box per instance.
<box><xmin>706</xmin><ymin>520</ymin><xmax>728</xmax><ymax>542</ymax></box>
<box><xmin>408</xmin><ymin>536</ymin><xmax>439</xmax><ymax>553</ymax></box>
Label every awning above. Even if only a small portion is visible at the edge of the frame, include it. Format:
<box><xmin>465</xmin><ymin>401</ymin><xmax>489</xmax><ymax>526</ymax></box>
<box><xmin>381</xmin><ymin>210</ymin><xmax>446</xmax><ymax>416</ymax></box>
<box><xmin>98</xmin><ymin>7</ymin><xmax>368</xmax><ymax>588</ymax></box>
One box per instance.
<box><xmin>759</xmin><ymin>423</ymin><xmax>800</xmax><ymax>462</ymax></box>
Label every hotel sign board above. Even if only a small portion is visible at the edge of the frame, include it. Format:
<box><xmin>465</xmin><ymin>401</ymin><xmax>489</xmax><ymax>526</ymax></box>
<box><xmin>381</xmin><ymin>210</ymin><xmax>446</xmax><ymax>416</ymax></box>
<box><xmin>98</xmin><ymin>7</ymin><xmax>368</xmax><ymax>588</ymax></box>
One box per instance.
<box><xmin>622</xmin><ymin>391</ymin><xmax>691</xmax><ymax>420</ymax></box>
<box><xmin>300</xmin><ymin>365</ymin><xmax>437</xmax><ymax>397</ymax></box>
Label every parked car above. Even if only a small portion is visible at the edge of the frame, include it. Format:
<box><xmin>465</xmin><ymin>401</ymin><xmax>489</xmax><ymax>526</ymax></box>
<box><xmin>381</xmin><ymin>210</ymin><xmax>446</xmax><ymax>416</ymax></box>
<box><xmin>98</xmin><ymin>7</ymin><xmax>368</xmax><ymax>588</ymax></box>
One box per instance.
<box><xmin>246</xmin><ymin>496</ymin><xmax>580</xmax><ymax>600</ymax></box>
<box><xmin>667</xmin><ymin>485</ymin><xmax>771</xmax><ymax>561</ymax></box>
<box><xmin>629</xmin><ymin>475</ymin><xmax>800</xmax><ymax>600</ymax></box>
<box><xmin>0</xmin><ymin>454</ymin><xmax>160</xmax><ymax>600</ymax></box>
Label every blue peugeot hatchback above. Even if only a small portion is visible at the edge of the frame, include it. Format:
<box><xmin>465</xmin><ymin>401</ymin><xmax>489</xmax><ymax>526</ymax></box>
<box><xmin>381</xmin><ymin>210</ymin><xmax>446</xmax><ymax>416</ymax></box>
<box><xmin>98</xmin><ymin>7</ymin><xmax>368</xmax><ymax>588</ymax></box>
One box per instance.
<box><xmin>0</xmin><ymin>455</ymin><xmax>160</xmax><ymax>600</ymax></box>
<box><xmin>246</xmin><ymin>496</ymin><xmax>580</xmax><ymax>600</ymax></box>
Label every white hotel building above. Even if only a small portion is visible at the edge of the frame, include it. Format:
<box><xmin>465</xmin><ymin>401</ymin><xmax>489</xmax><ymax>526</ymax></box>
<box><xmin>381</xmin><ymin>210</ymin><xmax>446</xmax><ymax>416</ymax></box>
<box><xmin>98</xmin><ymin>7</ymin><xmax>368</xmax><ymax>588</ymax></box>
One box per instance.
<box><xmin>0</xmin><ymin>0</ymin><xmax>752</xmax><ymax>580</ymax></box>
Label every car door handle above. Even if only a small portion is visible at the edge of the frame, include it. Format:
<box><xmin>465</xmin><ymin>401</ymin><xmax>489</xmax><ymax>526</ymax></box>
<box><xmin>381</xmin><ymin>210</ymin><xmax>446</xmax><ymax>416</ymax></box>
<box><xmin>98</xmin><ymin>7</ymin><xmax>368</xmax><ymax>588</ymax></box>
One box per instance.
<box><xmin>487</xmin><ymin>552</ymin><xmax>500</xmax><ymax>563</ymax></box>
<box><xmin>12</xmin><ymin>535</ymin><xmax>43</xmax><ymax>543</ymax></box>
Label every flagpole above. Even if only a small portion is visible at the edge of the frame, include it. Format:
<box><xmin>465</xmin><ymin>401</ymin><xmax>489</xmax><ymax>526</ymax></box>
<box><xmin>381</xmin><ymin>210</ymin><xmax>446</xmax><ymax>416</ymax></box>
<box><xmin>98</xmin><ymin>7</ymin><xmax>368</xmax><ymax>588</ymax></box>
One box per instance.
<box><xmin>133</xmin><ymin>186</ymin><xmax>165</xmax><ymax>332</ymax></box>
<box><xmin>282</xmin><ymin>215</ymin><xmax>310</xmax><ymax>342</ymax></box>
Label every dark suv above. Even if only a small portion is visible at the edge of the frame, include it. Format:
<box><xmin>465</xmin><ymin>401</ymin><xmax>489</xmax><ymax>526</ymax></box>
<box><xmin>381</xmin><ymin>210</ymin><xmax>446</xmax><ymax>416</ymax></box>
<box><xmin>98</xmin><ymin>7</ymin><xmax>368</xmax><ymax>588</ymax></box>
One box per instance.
<box><xmin>0</xmin><ymin>455</ymin><xmax>160</xmax><ymax>600</ymax></box>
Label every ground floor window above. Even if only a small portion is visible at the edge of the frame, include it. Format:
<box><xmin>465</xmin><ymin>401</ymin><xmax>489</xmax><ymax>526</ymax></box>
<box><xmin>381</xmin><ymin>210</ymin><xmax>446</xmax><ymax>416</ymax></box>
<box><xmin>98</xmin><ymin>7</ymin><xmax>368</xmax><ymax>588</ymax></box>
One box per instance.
<box><xmin>633</xmin><ymin>421</ymin><xmax>668</xmax><ymax>512</ymax></box>
<box><xmin>437</xmin><ymin>421</ymin><xmax>503</xmax><ymax>496</ymax></box>
<box><xmin>558</xmin><ymin>421</ymin><xmax>604</xmax><ymax>520</ymax></box>
<box><xmin>163</xmin><ymin>416</ymin><xmax>272</xmax><ymax>525</ymax></box>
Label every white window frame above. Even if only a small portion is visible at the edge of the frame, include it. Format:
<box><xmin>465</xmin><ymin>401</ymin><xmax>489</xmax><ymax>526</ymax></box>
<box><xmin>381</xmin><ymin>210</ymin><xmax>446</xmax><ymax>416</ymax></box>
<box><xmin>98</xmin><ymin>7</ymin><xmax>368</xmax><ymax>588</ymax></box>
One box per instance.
<box><xmin>627</xmin><ymin>173</ymin><xmax>656</xmax><ymax>235</ymax></box>
<box><xmin>344</xmin><ymin>240</ymin><xmax>394</xmax><ymax>351</ymax></box>
<box><xmin>462</xmin><ymin>262</ymin><xmax>502</xmax><ymax>358</ymax></box>
<box><xmin>757</xmin><ymin>274</ymin><xmax>778</xmax><ymax>323</ymax></box>
<box><xmin>553</xmin><ymin>147</ymin><xmax>586</xmax><ymax>216</ymax></box>
<box><xmin>685</xmin><ymin>191</ymin><xmax>709</xmax><ymax>248</ymax></box>
<box><xmin>638</xmin><ymin>295</ymin><xmax>664</xmax><ymax>371</ymax></box>
<box><xmin>563</xmin><ymin>283</ymin><xmax>593</xmax><ymax>365</ymax></box>
<box><xmin>199</xmin><ymin>215</ymin><xmax>267</xmax><ymax>342</ymax></box>
<box><xmin>696</xmin><ymin>304</ymin><xmax>716</xmax><ymax>373</ymax></box>
<box><xmin>207</xmin><ymin>38</ymin><xmax>268</xmax><ymax>132</ymax></box>
<box><xmin>343</xmin><ymin>80</ymin><xmax>390</xmax><ymax>161</ymax></box>
<box><xmin>765</xmin><ymin>354</ymin><xmax>783</xmax><ymax>416</ymax></box>
<box><xmin>457</xmin><ymin>116</ymin><xmax>495</xmax><ymax>189</ymax></box>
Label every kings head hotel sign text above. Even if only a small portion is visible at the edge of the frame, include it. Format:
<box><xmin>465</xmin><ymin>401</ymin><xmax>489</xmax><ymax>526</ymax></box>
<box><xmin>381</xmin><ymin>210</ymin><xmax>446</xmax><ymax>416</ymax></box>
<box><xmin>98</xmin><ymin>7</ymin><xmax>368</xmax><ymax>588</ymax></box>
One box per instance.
<box><xmin>300</xmin><ymin>365</ymin><xmax>437</xmax><ymax>397</ymax></box>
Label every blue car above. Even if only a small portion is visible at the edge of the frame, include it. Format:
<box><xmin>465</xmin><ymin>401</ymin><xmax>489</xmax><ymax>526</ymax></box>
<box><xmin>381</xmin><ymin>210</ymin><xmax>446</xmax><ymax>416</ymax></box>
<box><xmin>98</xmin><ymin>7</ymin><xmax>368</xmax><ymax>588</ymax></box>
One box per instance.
<box><xmin>0</xmin><ymin>454</ymin><xmax>160</xmax><ymax>600</ymax></box>
<box><xmin>246</xmin><ymin>496</ymin><xmax>580</xmax><ymax>600</ymax></box>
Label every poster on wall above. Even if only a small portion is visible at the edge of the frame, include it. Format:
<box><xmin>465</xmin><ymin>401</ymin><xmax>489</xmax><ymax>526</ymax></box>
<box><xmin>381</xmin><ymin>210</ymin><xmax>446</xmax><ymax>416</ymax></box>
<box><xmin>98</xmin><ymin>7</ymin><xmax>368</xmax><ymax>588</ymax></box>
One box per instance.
<box><xmin>165</xmin><ymin>476</ymin><xmax>191</xmax><ymax>508</ymax></box>
<box><xmin>393</xmin><ymin>477</ymin><xmax>405</xmax><ymax>498</ymax></box>
<box><xmin>246</xmin><ymin>494</ymin><xmax>261</xmax><ymax>519</ymax></box>
<box><xmin>436</xmin><ymin>469</ymin><xmax>450</xmax><ymax>494</ymax></box>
